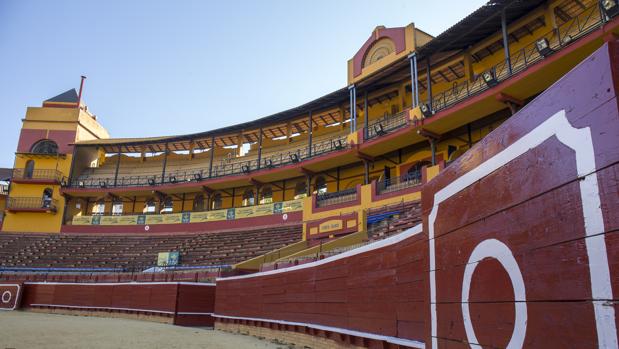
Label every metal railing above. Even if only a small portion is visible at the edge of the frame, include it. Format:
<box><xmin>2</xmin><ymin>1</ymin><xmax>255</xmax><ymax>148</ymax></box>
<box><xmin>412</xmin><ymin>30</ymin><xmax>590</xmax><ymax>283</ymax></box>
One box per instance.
<box><xmin>68</xmin><ymin>133</ymin><xmax>349</xmax><ymax>189</ymax></box>
<box><xmin>315</xmin><ymin>188</ymin><xmax>358</xmax><ymax>207</ymax></box>
<box><xmin>365</xmin><ymin>110</ymin><xmax>409</xmax><ymax>140</ymax></box>
<box><xmin>376</xmin><ymin>173</ymin><xmax>422</xmax><ymax>195</ymax></box>
<box><xmin>12</xmin><ymin>168</ymin><xmax>63</xmax><ymax>182</ymax></box>
<box><xmin>6</xmin><ymin>197</ymin><xmax>58</xmax><ymax>211</ymax></box>
<box><xmin>430</xmin><ymin>2</ymin><xmax>603</xmax><ymax>113</ymax></box>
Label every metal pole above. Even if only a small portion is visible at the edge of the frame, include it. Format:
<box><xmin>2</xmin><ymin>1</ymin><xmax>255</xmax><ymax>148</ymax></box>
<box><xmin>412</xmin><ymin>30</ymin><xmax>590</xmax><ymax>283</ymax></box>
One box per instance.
<box><xmin>161</xmin><ymin>143</ymin><xmax>168</xmax><ymax>184</ymax></box>
<box><xmin>349</xmin><ymin>86</ymin><xmax>354</xmax><ymax>134</ymax></box>
<box><xmin>363</xmin><ymin>90</ymin><xmax>369</xmax><ymax>139</ymax></box>
<box><xmin>426</xmin><ymin>58</ymin><xmax>432</xmax><ymax>110</ymax></box>
<box><xmin>308</xmin><ymin>111</ymin><xmax>313</xmax><ymax>157</ymax></box>
<box><xmin>430</xmin><ymin>139</ymin><xmax>437</xmax><ymax>166</ymax></box>
<box><xmin>353</xmin><ymin>86</ymin><xmax>357</xmax><ymax>131</ymax></box>
<box><xmin>501</xmin><ymin>8</ymin><xmax>512</xmax><ymax>76</ymax></box>
<box><xmin>363</xmin><ymin>161</ymin><xmax>370</xmax><ymax>185</ymax></box>
<box><xmin>208</xmin><ymin>136</ymin><xmax>215</xmax><ymax>178</ymax></box>
<box><xmin>113</xmin><ymin>148</ymin><xmax>121</xmax><ymax>187</ymax></box>
<box><xmin>257</xmin><ymin>127</ymin><xmax>263</xmax><ymax>170</ymax></box>
<box><xmin>413</xmin><ymin>55</ymin><xmax>419</xmax><ymax>107</ymax></box>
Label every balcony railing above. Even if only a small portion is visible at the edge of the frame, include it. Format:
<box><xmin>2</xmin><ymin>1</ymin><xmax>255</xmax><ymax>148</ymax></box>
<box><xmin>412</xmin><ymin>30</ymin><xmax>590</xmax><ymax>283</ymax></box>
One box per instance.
<box><xmin>6</xmin><ymin>197</ymin><xmax>58</xmax><ymax>212</ymax></box>
<box><xmin>68</xmin><ymin>133</ymin><xmax>349</xmax><ymax>189</ymax></box>
<box><xmin>316</xmin><ymin>188</ymin><xmax>358</xmax><ymax>208</ymax></box>
<box><xmin>430</xmin><ymin>2</ymin><xmax>602</xmax><ymax>114</ymax></box>
<box><xmin>376</xmin><ymin>173</ymin><xmax>422</xmax><ymax>195</ymax></box>
<box><xmin>12</xmin><ymin>169</ymin><xmax>63</xmax><ymax>182</ymax></box>
<box><xmin>365</xmin><ymin>110</ymin><xmax>409</xmax><ymax>141</ymax></box>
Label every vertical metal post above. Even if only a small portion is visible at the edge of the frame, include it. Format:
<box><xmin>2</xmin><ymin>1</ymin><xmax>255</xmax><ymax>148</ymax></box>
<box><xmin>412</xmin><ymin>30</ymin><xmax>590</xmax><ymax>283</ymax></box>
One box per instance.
<box><xmin>409</xmin><ymin>53</ymin><xmax>419</xmax><ymax>108</ymax></box>
<box><xmin>363</xmin><ymin>161</ymin><xmax>370</xmax><ymax>185</ymax></box>
<box><xmin>181</xmin><ymin>193</ymin><xmax>186</xmax><ymax>212</ymax></box>
<box><xmin>363</xmin><ymin>90</ymin><xmax>369</xmax><ymax>139</ymax></box>
<box><xmin>413</xmin><ymin>54</ymin><xmax>419</xmax><ymax>107</ymax></box>
<box><xmin>308</xmin><ymin>111</ymin><xmax>313</xmax><ymax>157</ymax></box>
<box><xmin>426</xmin><ymin>58</ymin><xmax>433</xmax><ymax>110</ymax></box>
<box><xmin>231</xmin><ymin>187</ymin><xmax>236</xmax><ymax>208</ymax></box>
<box><xmin>306</xmin><ymin>175</ymin><xmax>312</xmax><ymax>197</ymax></box>
<box><xmin>282</xmin><ymin>179</ymin><xmax>286</xmax><ymax>201</ymax></box>
<box><xmin>353</xmin><ymin>86</ymin><xmax>357</xmax><ymax>131</ymax></box>
<box><xmin>501</xmin><ymin>8</ymin><xmax>512</xmax><ymax>76</ymax></box>
<box><xmin>161</xmin><ymin>143</ymin><xmax>168</xmax><ymax>184</ymax></box>
<box><xmin>113</xmin><ymin>148</ymin><xmax>121</xmax><ymax>187</ymax></box>
<box><xmin>349</xmin><ymin>86</ymin><xmax>354</xmax><ymax>134</ymax></box>
<box><xmin>257</xmin><ymin>128</ymin><xmax>263</xmax><ymax>170</ymax></box>
<box><xmin>208</xmin><ymin>136</ymin><xmax>215</xmax><ymax>178</ymax></box>
<box><xmin>430</xmin><ymin>139</ymin><xmax>437</xmax><ymax>166</ymax></box>
<box><xmin>336</xmin><ymin>167</ymin><xmax>340</xmax><ymax>192</ymax></box>
<box><xmin>467</xmin><ymin>123</ymin><xmax>473</xmax><ymax>149</ymax></box>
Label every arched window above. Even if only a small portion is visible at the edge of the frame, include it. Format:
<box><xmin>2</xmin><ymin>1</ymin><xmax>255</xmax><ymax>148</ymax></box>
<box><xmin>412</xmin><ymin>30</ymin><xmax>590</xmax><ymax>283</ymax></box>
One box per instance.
<box><xmin>92</xmin><ymin>199</ymin><xmax>105</xmax><ymax>215</ymax></box>
<box><xmin>405</xmin><ymin>161</ymin><xmax>431</xmax><ymax>182</ymax></box>
<box><xmin>314</xmin><ymin>176</ymin><xmax>327</xmax><ymax>195</ymax></box>
<box><xmin>242</xmin><ymin>189</ymin><xmax>255</xmax><ymax>207</ymax></box>
<box><xmin>42</xmin><ymin>188</ymin><xmax>53</xmax><ymax>208</ymax></box>
<box><xmin>31</xmin><ymin>139</ymin><xmax>58</xmax><ymax>154</ymax></box>
<box><xmin>193</xmin><ymin>194</ymin><xmax>205</xmax><ymax>212</ymax></box>
<box><xmin>161</xmin><ymin>197</ymin><xmax>173</xmax><ymax>214</ymax></box>
<box><xmin>144</xmin><ymin>198</ymin><xmax>156</xmax><ymax>214</ymax></box>
<box><xmin>24</xmin><ymin>160</ymin><xmax>35</xmax><ymax>179</ymax></box>
<box><xmin>211</xmin><ymin>193</ymin><xmax>222</xmax><ymax>210</ymax></box>
<box><xmin>259</xmin><ymin>186</ymin><xmax>273</xmax><ymax>205</ymax></box>
<box><xmin>294</xmin><ymin>181</ymin><xmax>307</xmax><ymax>199</ymax></box>
<box><xmin>112</xmin><ymin>200</ymin><xmax>123</xmax><ymax>216</ymax></box>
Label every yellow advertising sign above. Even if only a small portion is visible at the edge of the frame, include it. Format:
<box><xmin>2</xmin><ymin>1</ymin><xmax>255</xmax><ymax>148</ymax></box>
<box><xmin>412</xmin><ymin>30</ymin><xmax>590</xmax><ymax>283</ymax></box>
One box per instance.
<box><xmin>235</xmin><ymin>207</ymin><xmax>255</xmax><ymax>219</ymax></box>
<box><xmin>72</xmin><ymin>216</ymin><xmax>92</xmax><ymax>225</ymax></box>
<box><xmin>283</xmin><ymin>199</ymin><xmax>303</xmax><ymax>212</ymax></box>
<box><xmin>319</xmin><ymin>219</ymin><xmax>343</xmax><ymax>233</ymax></box>
<box><xmin>100</xmin><ymin>216</ymin><xmax>119</xmax><ymax>225</ymax></box>
<box><xmin>189</xmin><ymin>211</ymin><xmax>210</xmax><ymax>223</ymax></box>
<box><xmin>145</xmin><ymin>215</ymin><xmax>164</xmax><ymax>225</ymax></box>
<box><xmin>162</xmin><ymin>213</ymin><xmax>183</xmax><ymax>224</ymax></box>
<box><xmin>118</xmin><ymin>215</ymin><xmax>139</xmax><ymax>225</ymax></box>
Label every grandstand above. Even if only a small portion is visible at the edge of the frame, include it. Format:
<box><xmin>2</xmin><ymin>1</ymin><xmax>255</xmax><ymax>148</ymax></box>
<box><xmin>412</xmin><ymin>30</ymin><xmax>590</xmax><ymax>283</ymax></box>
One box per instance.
<box><xmin>1</xmin><ymin>0</ymin><xmax>619</xmax><ymax>347</ymax></box>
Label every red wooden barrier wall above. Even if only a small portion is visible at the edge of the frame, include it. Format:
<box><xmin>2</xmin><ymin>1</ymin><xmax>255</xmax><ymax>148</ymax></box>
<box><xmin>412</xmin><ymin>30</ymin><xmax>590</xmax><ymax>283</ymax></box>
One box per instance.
<box><xmin>214</xmin><ymin>41</ymin><xmax>619</xmax><ymax>348</ymax></box>
<box><xmin>20</xmin><ymin>282</ymin><xmax>215</xmax><ymax>326</ymax></box>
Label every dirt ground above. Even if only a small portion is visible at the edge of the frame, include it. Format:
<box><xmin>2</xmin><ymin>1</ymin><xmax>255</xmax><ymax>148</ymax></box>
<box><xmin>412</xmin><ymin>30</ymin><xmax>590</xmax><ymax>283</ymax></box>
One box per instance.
<box><xmin>0</xmin><ymin>311</ymin><xmax>284</xmax><ymax>349</ymax></box>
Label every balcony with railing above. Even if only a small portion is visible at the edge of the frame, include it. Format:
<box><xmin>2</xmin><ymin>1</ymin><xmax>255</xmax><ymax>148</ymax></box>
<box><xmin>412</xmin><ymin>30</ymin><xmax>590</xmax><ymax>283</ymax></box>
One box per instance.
<box><xmin>376</xmin><ymin>173</ymin><xmax>422</xmax><ymax>195</ymax></box>
<box><xmin>364</xmin><ymin>110</ymin><xmax>410</xmax><ymax>141</ymax></box>
<box><xmin>429</xmin><ymin>2</ymin><xmax>603</xmax><ymax>114</ymax></box>
<box><xmin>69</xmin><ymin>133</ymin><xmax>349</xmax><ymax>189</ymax></box>
<box><xmin>6</xmin><ymin>197</ymin><xmax>58</xmax><ymax>213</ymax></box>
<box><xmin>315</xmin><ymin>187</ymin><xmax>358</xmax><ymax>208</ymax></box>
<box><xmin>12</xmin><ymin>169</ymin><xmax>64</xmax><ymax>184</ymax></box>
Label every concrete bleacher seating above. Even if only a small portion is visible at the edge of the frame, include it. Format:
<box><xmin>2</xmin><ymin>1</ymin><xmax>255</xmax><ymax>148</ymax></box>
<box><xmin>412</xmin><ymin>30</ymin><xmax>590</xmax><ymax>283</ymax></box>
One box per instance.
<box><xmin>0</xmin><ymin>224</ymin><xmax>302</xmax><ymax>270</ymax></box>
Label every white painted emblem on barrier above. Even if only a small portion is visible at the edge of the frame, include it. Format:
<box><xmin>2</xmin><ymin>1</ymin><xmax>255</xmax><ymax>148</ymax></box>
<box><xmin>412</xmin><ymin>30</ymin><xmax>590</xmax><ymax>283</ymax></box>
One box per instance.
<box><xmin>461</xmin><ymin>239</ymin><xmax>527</xmax><ymax>349</ymax></box>
<box><xmin>428</xmin><ymin>110</ymin><xmax>617</xmax><ymax>348</ymax></box>
<box><xmin>283</xmin><ymin>213</ymin><xmax>288</xmax><ymax>221</ymax></box>
<box><xmin>144</xmin><ymin>225</ymin><xmax>150</xmax><ymax>231</ymax></box>
<box><xmin>1</xmin><ymin>291</ymin><xmax>11</xmax><ymax>304</ymax></box>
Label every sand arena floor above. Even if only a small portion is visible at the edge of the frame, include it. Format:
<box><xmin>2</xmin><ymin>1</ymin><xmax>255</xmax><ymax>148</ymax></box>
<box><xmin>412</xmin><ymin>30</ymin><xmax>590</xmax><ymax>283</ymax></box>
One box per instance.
<box><xmin>0</xmin><ymin>311</ymin><xmax>284</xmax><ymax>349</ymax></box>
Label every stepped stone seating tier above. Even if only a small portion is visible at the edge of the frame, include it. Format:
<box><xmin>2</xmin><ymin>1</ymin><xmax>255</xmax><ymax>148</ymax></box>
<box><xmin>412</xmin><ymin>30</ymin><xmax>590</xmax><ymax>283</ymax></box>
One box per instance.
<box><xmin>0</xmin><ymin>224</ymin><xmax>301</xmax><ymax>270</ymax></box>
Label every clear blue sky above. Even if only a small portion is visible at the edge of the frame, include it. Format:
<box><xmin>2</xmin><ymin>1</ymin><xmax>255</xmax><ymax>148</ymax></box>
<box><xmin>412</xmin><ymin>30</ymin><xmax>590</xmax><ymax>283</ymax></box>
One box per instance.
<box><xmin>0</xmin><ymin>0</ymin><xmax>486</xmax><ymax>168</ymax></box>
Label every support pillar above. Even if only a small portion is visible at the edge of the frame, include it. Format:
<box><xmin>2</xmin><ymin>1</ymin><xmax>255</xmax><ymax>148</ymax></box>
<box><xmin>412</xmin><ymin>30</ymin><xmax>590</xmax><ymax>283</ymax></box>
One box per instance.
<box><xmin>113</xmin><ymin>148</ymin><xmax>121</xmax><ymax>187</ymax></box>
<box><xmin>409</xmin><ymin>53</ymin><xmax>420</xmax><ymax>108</ymax></box>
<box><xmin>501</xmin><ymin>8</ymin><xmax>512</xmax><ymax>76</ymax></box>
<box><xmin>208</xmin><ymin>136</ymin><xmax>215</xmax><ymax>178</ymax></box>
<box><xmin>426</xmin><ymin>58</ymin><xmax>432</xmax><ymax>110</ymax></box>
<box><xmin>308</xmin><ymin>111</ymin><xmax>313</xmax><ymax>157</ymax></box>
<box><xmin>161</xmin><ymin>143</ymin><xmax>169</xmax><ymax>184</ymax></box>
<box><xmin>257</xmin><ymin>127</ymin><xmax>263</xmax><ymax>170</ymax></box>
<box><xmin>430</xmin><ymin>139</ymin><xmax>437</xmax><ymax>166</ymax></box>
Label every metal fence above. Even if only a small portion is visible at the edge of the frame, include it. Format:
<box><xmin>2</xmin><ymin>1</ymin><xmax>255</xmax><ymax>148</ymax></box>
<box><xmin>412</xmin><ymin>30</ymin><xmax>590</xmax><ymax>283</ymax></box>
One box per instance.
<box><xmin>376</xmin><ymin>174</ymin><xmax>422</xmax><ymax>195</ymax></box>
<box><xmin>315</xmin><ymin>188</ymin><xmax>358</xmax><ymax>207</ymax></box>
<box><xmin>365</xmin><ymin>110</ymin><xmax>409</xmax><ymax>140</ymax></box>
<box><xmin>12</xmin><ymin>168</ymin><xmax>63</xmax><ymax>182</ymax></box>
<box><xmin>7</xmin><ymin>197</ymin><xmax>58</xmax><ymax>211</ymax></box>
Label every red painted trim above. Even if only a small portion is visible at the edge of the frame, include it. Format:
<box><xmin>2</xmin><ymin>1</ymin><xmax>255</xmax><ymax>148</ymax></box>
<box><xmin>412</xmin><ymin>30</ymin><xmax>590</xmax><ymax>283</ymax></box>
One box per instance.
<box><xmin>11</xmin><ymin>178</ymin><xmax>60</xmax><ymax>185</ymax></box>
<box><xmin>352</xmin><ymin>27</ymin><xmax>407</xmax><ymax>78</ymax></box>
<box><xmin>7</xmin><ymin>208</ymin><xmax>56</xmax><ymax>214</ymax></box>
<box><xmin>60</xmin><ymin>211</ymin><xmax>302</xmax><ymax>235</ymax></box>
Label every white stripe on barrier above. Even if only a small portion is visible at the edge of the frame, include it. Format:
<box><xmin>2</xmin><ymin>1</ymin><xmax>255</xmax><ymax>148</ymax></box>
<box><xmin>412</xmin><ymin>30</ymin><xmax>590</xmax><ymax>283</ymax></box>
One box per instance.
<box><xmin>29</xmin><ymin>303</ymin><xmax>176</xmax><ymax>315</ymax></box>
<box><xmin>212</xmin><ymin>313</ymin><xmax>425</xmax><ymax>348</ymax></box>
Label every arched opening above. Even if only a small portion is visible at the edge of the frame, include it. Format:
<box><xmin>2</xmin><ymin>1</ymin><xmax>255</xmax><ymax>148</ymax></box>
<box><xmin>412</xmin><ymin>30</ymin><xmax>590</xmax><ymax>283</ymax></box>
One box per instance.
<box><xmin>260</xmin><ymin>186</ymin><xmax>273</xmax><ymax>205</ymax></box>
<box><xmin>161</xmin><ymin>197</ymin><xmax>173</xmax><ymax>214</ymax></box>
<box><xmin>405</xmin><ymin>161</ymin><xmax>431</xmax><ymax>182</ymax></box>
<box><xmin>31</xmin><ymin>139</ymin><xmax>59</xmax><ymax>155</ymax></box>
<box><xmin>294</xmin><ymin>181</ymin><xmax>307</xmax><ymax>199</ymax></box>
<box><xmin>242</xmin><ymin>189</ymin><xmax>255</xmax><ymax>207</ymax></box>
<box><xmin>42</xmin><ymin>188</ymin><xmax>53</xmax><ymax>208</ymax></box>
<box><xmin>92</xmin><ymin>199</ymin><xmax>105</xmax><ymax>215</ymax></box>
<box><xmin>144</xmin><ymin>198</ymin><xmax>156</xmax><ymax>214</ymax></box>
<box><xmin>24</xmin><ymin>160</ymin><xmax>35</xmax><ymax>179</ymax></box>
<box><xmin>314</xmin><ymin>176</ymin><xmax>327</xmax><ymax>195</ymax></box>
<box><xmin>211</xmin><ymin>193</ymin><xmax>222</xmax><ymax>210</ymax></box>
<box><xmin>193</xmin><ymin>194</ymin><xmax>205</xmax><ymax>212</ymax></box>
<box><xmin>112</xmin><ymin>200</ymin><xmax>123</xmax><ymax>216</ymax></box>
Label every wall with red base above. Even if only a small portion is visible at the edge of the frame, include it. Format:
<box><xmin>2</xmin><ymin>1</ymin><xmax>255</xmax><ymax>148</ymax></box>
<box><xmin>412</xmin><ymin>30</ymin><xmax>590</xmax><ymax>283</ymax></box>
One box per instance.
<box><xmin>213</xmin><ymin>41</ymin><xmax>619</xmax><ymax>348</ymax></box>
<box><xmin>19</xmin><ymin>281</ymin><xmax>215</xmax><ymax>326</ymax></box>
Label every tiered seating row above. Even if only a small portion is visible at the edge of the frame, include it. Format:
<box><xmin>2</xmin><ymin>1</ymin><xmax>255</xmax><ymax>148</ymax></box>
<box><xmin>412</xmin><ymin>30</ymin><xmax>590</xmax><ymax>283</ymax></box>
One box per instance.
<box><xmin>0</xmin><ymin>224</ymin><xmax>302</xmax><ymax>270</ymax></box>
